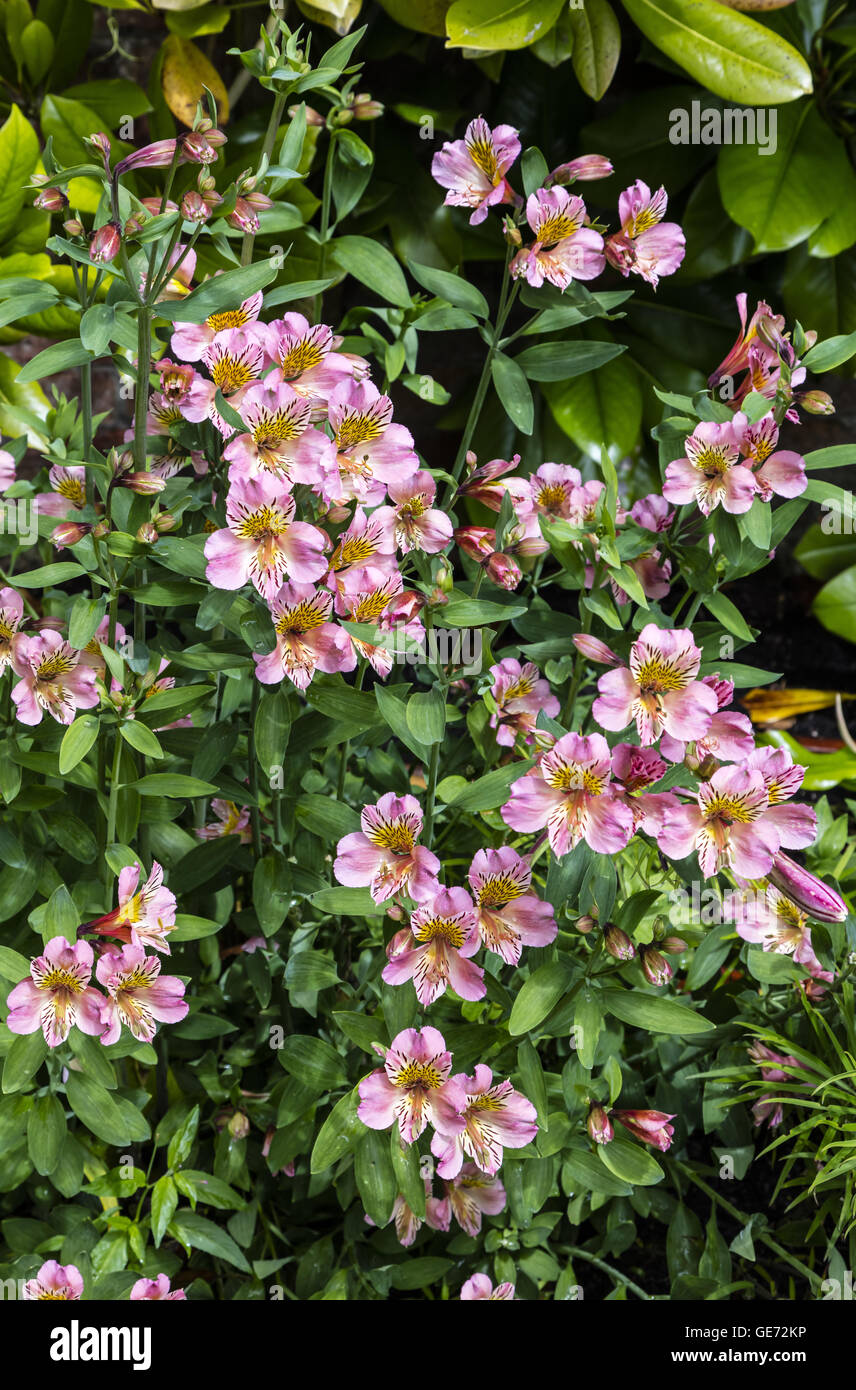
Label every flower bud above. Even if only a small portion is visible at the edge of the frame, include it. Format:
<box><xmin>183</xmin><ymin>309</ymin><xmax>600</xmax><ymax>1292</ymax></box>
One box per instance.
<box><xmin>51</xmin><ymin>521</ymin><xmax>90</xmax><ymax>549</ymax></box>
<box><xmin>180</xmin><ymin>190</ymin><xmax>211</xmax><ymax>223</ymax></box>
<box><xmin>572</xmin><ymin>633</ymin><xmax>619</xmax><ymax>666</ymax></box>
<box><xmin>89</xmin><ymin>221</ymin><xmax>121</xmax><ymax>265</ymax></box>
<box><xmin>123</xmin><ymin>214</ymin><xmax>145</xmax><ymax>237</ymax></box>
<box><xmin>576</xmin><ymin>915</ymin><xmax>596</xmax><ymax>934</ymax></box>
<box><xmin>85</xmin><ymin>131</ymin><xmax>112</xmax><ymax>166</ymax></box>
<box><xmin>797</xmin><ymin>390</ymin><xmax>835</xmax><ymax>416</ymax></box>
<box><xmin>661</xmin><ymin>937</ymin><xmax>688</xmax><ymax>955</ymax></box>
<box><xmin>34</xmin><ymin>186</ymin><xmax>67</xmax><ymax>212</ymax></box>
<box><xmin>386</xmin><ymin>903</ymin><xmax>403</xmax><ymax>921</ymax></box>
<box><xmin>289</xmin><ymin>104</ymin><xmax>324</xmax><ymax>127</ymax></box>
<box><xmin>503</xmin><ymin>222</ymin><xmax>522</xmax><ymax>247</ymax></box>
<box><xmin>767</xmin><ymin>852</ymin><xmax>848</xmax><ymax>923</ymax></box>
<box><xmin>351</xmin><ymin>93</ymin><xmax>384</xmax><ymax>121</ymax></box>
<box><xmin>639</xmin><ymin>945</ymin><xmax>672</xmax><ymax>986</ymax></box>
<box><xmin>228</xmin><ymin>1111</ymin><xmax>250</xmax><ymax>1141</ymax></box>
<box><xmin>587</xmin><ymin>1104</ymin><xmax>613</xmax><ymax>1145</ymax></box>
<box><xmin>63</xmin><ymin>217</ymin><xmax>84</xmax><ymax>237</ymax></box>
<box><xmin>613</xmin><ymin>1109</ymin><xmax>675</xmax><ymax>1151</ymax></box>
<box><xmin>153</xmin><ymin>511</ymin><xmax>177</xmax><ymax>533</ymax></box>
<box><xmin>92</xmin><ymin>520</ymin><xmax>111</xmax><ymax>540</ymax></box>
<box><xmin>486</xmin><ymin>551</ymin><xmax>522</xmax><ymax>590</ymax></box>
<box><xmin>551</xmin><ymin>154</ymin><xmax>614</xmax><ymax>183</ymax></box>
<box><xmin>603</xmin><ymin>924</ymin><xmax>635</xmax><ymax>960</ymax></box>
<box><xmin>136</xmin><ymin>522</ymin><xmax>159</xmax><ymax>544</ymax></box>
<box><xmin>119</xmin><ymin>472</ymin><xmax>167</xmax><ymax>495</ymax></box>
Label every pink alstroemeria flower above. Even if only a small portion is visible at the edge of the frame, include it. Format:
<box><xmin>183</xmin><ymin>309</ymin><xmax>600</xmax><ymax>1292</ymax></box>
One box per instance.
<box><xmin>659</xmin><ymin>673</ymin><xmax>755</xmax><ymax>765</ymax></box>
<box><xmin>328</xmin><ymin>507</ymin><xmax>397</xmax><ymax>582</ymax></box>
<box><xmin>254</xmin><ymin>582</ymin><xmax>354</xmax><ymax>691</ymax></box>
<box><xmin>336</xmin><ymin>565</ymin><xmax>404</xmax><ymax>678</ymax></box>
<box><xmin>24</xmin><ymin>1261</ymin><xmax>84</xmax><ymax>1300</ymax></box>
<box><xmin>746</xmin><ymin>746</ymin><xmax>816</xmax><ymax>851</ymax></box>
<box><xmin>265</xmin><ymin>315</ymin><xmax>361</xmax><ymax>413</ymax></box>
<box><xmin>610</xmin><ymin>743</ymin><xmax>679</xmax><ymax>835</ymax></box>
<box><xmin>130</xmin><ymin>1274</ymin><xmax>187</xmax><ymax>1301</ymax></box>
<box><xmin>592</xmin><ymin>624</ymin><xmax>717</xmax><ymax>747</ymax></box>
<box><xmin>510</xmin><ymin>187</ymin><xmax>605</xmax><ymax>289</ymax></box>
<box><xmin>11</xmin><ymin>631</ymin><xmax>99</xmax><ymax>726</ymax></box>
<box><xmin>88</xmin><ymin>861</ymin><xmax>177</xmax><ymax>955</ymax></box>
<box><xmin>171</xmin><ymin>289</ymin><xmax>263</xmax><ymax>361</ymax></box>
<box><xmin>460</xmin><ymin>1273</ymin><xmax>516</xmax><ymax>1301</ymax></box>
<box><xmin>35</xmin><ymin>463</ymin><xmax>86</xmax><ymax>518</ymax></box>
<box><xmin>196</xmin><ymin>798</ymin><xmax>252</xmax><ymax>843</ymax></box>
<box><xmin>663</xmin><ymin>418</ymin><xmax>757</xmax><ymax>516</ymax></box>
<box><xmin>735</xmin><ymin>414</ymin><xmax>806</xmax><ymax>502</ymax></box>
<box><xmin>431</xmin><ymin>1064</ymin><xmax>538</xmax><ymax>1179</ymax></box>
<box><xmin>6</xmin><ymin>937</ymin><xmax>104</xmax><ymax>1048</ymax></box>
<box><xmin>326</xmin><ymin>379</ymin><xmax>418</xmax><ymax>506</ymax></box>
<box><xmin>487</xmin><ymin>658</ymin><xmax>560</xmax><ymax>748</ymax></box>
<box><xmin>204</xmin><ymin>473</ymin><xmax>329</xmax><ymax>601</ymax></box>
<box><xmin>733</xmin><ymin>885</ymin><xmax>826</xmax><ymax>975</ymax></box>
<box><xmin>613</xmin><ymin>1109</ymin><xmax>676</xmax><ymax>1151</ymax></box>
<box><xmin>467</xmin><ymin>846</ymin><xmax>557</xmax><ymax>965</ymax></box>
<box><xmin>372</xmin><ymin>470</ymin><xmax>453</xmax><ymax>555</ymax></box>
<box><xmin>658</xmin><ymin>766</ymin><xmax>779</xmax><ymax>879</ymax></box>
<box><xmin>630</xmin><ymin>493</ymin><xmax>674</xmax><ymax>533</ymax></box>
<box><xmin>180</xmin><ymin>328</ymin><xmax>265</xmax><ymax>433</ymax></box>
<box><xmin>0</xmin><ymin>586</ymin><xmax>26</xmax><ymax>674</ymax></box>
<box><xmin>96</xmin><ymin>944</ymin><xmax>188</xmax><ymax>1044</ymax></box>
<box><xmin>605</xmin><ymin>181</ymin><xmax>685</xmax><ymax>287</ymax></box>
<box><xmin>223</xmin><ymin>376</ymin><xmax>334</xmax><ymax>486</ymax></box>
<box><xmin>431</xmin><ymin>116</ymin><xmax>520</xmax><ymax>226</ymax></box>
<box><xmin>502</xmin><ymin>731</ymin><xmax>635</xmax><ymax>857</ymax></box>
<box><xmin>382</xmin><ymin>885</ymin><xmax>484</xmax><ymax>1006</ymax></box>
<box><xmin>509</xmin><ymin>462</ymin><xmax>582</xmax><ymax>521</ymax></box>
<box><xmin>334</xmin><ymin>792</ymin><xmax>440</xmax><ymax>903</ymax></box>
<box><xmin>357</xmin><ymin>1026</ymin><xmax>466</xmax><ymax>1145</ymax></box>
<box><xmin>445</xmin><ymin>1165</ymin><xmax>506</xmax><ymax>1238</ymax></box>
<box><xmin>0</xmin><ymin>447</ymin><xmax>15</xmax><ymax>491</ymax></box>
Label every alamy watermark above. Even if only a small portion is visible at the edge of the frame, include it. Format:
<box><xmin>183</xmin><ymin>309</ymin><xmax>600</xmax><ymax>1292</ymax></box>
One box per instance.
<box><xmin>669</xmin><ymin>101</ymin><xmax>777</xmax><ymax>157</ymax></box>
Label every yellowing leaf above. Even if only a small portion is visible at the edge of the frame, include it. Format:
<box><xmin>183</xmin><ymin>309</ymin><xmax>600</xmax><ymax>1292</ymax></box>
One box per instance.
<box><xmin>741</xmin><ymin>687</ymin><xmax>856</xmax><ymax>725</ymax></box>
<box><xmin>161</xmin><ymin>35</ymin><xmax>229</xmax><ymax>128</ymax></box>
<box><xmin>296</xmin><ymin>0</ymin><xmax>363</xmax><ymax>34</ymax></box>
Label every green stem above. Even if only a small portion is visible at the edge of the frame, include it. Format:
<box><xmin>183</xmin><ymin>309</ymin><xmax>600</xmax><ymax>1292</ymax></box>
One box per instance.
<box><xmin>241</xmin><ymin>89</ymin><xmax>288</xmax><ymax>267</ymax></box>
<box><xmin>423</xmin><ymin>737</ymin><xmax>441</xmax><ymax>849</ymax></box>
<box><xmin>248</xmin><ymin>679</ymin><xmax>263</xmax><ymax>858</ymax></box>
<box><xmin>313</xmin><ymin>127</ymin><xmax>338</xmax><ymax>320</ymax></box>
<box><xmin>105</xmin><ymin>722</ymin><xmax>124</xmax><ymax>849</ymax></box>
<box><xmin>671</xmin><ymin>1160</ymin><xmax>822</xmax><ymax>1292</ymax></box>
<box><xmin>441</xmin><ymin>246</ymin><xmax>518</xmax><ymax>510</ymax></box>
<box><xmin>564</xmin><ymin>1244</ymin><xmax>653</xmax><ymax>1301</ymax></box>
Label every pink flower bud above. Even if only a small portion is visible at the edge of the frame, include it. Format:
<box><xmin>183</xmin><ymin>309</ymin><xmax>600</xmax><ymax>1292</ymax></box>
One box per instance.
<box><xmin>486</xmin><ymin>551</ymin><xmax>522</xmax><ymax>590</ymax></box>
<box><xmin>228</xmin><ymin>1111</ymin><xmax>250</xmax><ymax>1140</ymax></box>
<box><xmin>639</xmin><ymin>945</ymin><xmax>672</xmax><ymax>986</ymax></box>
<box><xmin>613</xmin><ymin>1109</ymin><xmax>675</xmax><ymax>1151</ymax></box>
<box><xmin>573</xmin><ymin>633</ymin><xmax>619</xmax><ymax>665</ymax></box>
<box><xmin>576</xmin><ymin>914</ymin><xmax>596</xmax><ymax>934</ymax></box>
<box><xmin>661</xmin><ymin>937</ymin><xmax>688</xmax><ymax>955</ymax></box>
<box><xmin>51</xmin><ymin>521</ymin><xmax>90</xmax><ymax>549</ymax></box>
<box><xmin>63</xmin><ymin>218</ymin><xmax>84</xmax><ymax>237</ymax></box>
<box><xmin>551</xmin><ymin>154</ymin><xmax>613</xmax><ymax>184</ymax></box>
<box><xmin>603</xmin><ymin>924</ymin><xmax>635</xmax><ymax>961</ymax></box>
<box><xmin>34</xmin><ymin>186</ymin><xmax>67</xmax><ymax>212</ymax></box>
<box><xmin>797</xmin><ymin>390</ymin><xmax>835</xmax><ymax>416</ymax></box>
<box><xmin>89</xmin><ymin>221</ymin><xmax>121</xmax><ymax>264</ymax></box>
<box><xmin>587</xmin><ymin>1104</ymin><xmax>613</xmax><ymax>1144</ymax></box>
<box><xmin>119</xmin><ymin>473</ymin><xmax>167</xmax><ymax>495</ymax></box>
<box><xmin>767</xmin><ymin>852</ymin><xmax>848</xmax><ymax>923</ymax></box>
<box><xmin>136</xmin><ymin>522</ymin><xmax>159</xmax><ymax>543</ymax></box>
<box><xmin>180</xmin><ymin>190</ymin><xmax>211</xmax><ymax>223</ymax></box>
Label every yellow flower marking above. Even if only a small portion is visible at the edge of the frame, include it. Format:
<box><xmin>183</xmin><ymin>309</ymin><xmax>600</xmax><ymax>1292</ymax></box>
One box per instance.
<box><xmin>391</xmin><ymin>1060</ymin><xmax>443</xmax><ymax>1089</ymax></box>
<box><xmin>206</xmin><ymin>307</ymin><xmax>250</xmax><ymax>332</ymax></box>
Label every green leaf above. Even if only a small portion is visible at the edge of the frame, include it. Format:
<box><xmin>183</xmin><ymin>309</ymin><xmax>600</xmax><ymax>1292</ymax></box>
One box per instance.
<box><xmin>2</xmin><ymin>1031</ymin><xmax>47</xmax><ymax>1094</ymax></box>
<box><xmin>517</xmin><ymin>1041</ymin><xmax>549</xmax><ymax>1128</ymax></box>
<box><xmin>310</xmin><ymin>1084</ymin><xmax>364</xmax><ymax>1172</ymax></box>
<box><xmin>491</xmin><ymin>351</ymin><xmax>534</xmax><ymax>434</ymax></box>
<box><xmin>702</xmin><ymin>589</ymin><xmax>754</xmax><ymax>642</ymax></box>
<box><xmin>28</xmin><ymin>1093</ymin><xmax>67</xmax><ymax>1175</ymax></box>
<box><xmin>435</xmin><ymin>763</ymin><xmax>528</xmax><ymax>812</ymax></box>
<box><xmin>515</xmin><ymin>339</ymin><xmax>625</xmax><ymax>382</ymax></box>
<box><xmin>598</xmin><ymin>1134</ymin><xmax>664</xmax><ymax>1185</ymax></box>
<box><xmin>15</xmin><ymin>339</ymin><xmax>93</xmax><ymax>384</ymax></box>
<box><xmin>311</xmin><ymin>886</ymin><xmax>386</xmax><ymax>917</ymax></box>
<box><xmin>155</xmin><ymin>260</ymin><xmax>278</xmax><ymax>323</ymax></box>
<box><xmin>295</xmin><ymin>794</ymin><xmax>359</xmax><ymax>841</ymax></box>
<box><xmin>284</xmin><ymin>950</ymin><xmax>341</xmax><ymax>991</ymax></box>
<box><xmin>280</xmin><ymin>1035</ymin><xmax>348</xmax><ymax>1091</ymax></box>
<box><xmin>59</xmin><ymin>715</ymin><xmax>99</xmax><ymax>775</ymax></box>
<box><xmin>407</xmin><ymin>260</ymin><xmax>489</xmax><ymax>318</ymax></box>
<box><xmin>253</xmin><ymin>854</ymin><xmax>292</xmax><ymax>935</ymax></box>
<box><xmin>802</xmin><ymin>331</ymin><xmax>856</xmax><ymax>373</ymax></box>
<box><xmin>620</xmin><ymin>0</ymin><xmax>812</xmax><ymax>104</ymax></box>
<box><xmin>804</xmin><ymin>446</ymin><xmax>856</xmax><ymax>472</ymax></box>
<box><xmin>151</xmin><ymin>1174</ymin><xmax>178</xmax><ymax>1246</ymax></box>
<box><xmin>119</xmin><ymin>721</ymin><xmax>164</xmax><ymax>759</ymax></box>
<box><xmin>406</xmin><ymin>688</ymin><xmax>446</xmax><ymax>744</ymax></box>
<box><xmin>0</xmin><ymin>945</ymin><xmax>29</xmax><ymax>983</ymax></box>
<box><xmin>14</xmin><ymin>562</ymin><xmax>86</xmax><ymax>587</ymax></box>
<box><xmin>130</xmin><ymin>774</ymin><xmax>218</xmax><ymax>797</ymax></box>
<box><xmin>167</xmin><ymin>1105</ymin><xmax>200</xmax><ymax>1168</ymax></box>
<box><xmin>68</xmin><ymin>595</ymin><xmax>107</xmax><ymax>650</ymax></box>
<box><xmin>567</xmin><ymin>0</ymin><xmax>620</xmax><ymax>101</ymax></box>
<box><xmin>0</xmin><ymin>107</ymin><xmax>39</xmax><ymax>244</ymax></box>
<box><xmin>354</xmin><ymin>1128</ymin><xmax>397</xmax><ymax>1228</ymax></box>
<box><xmin>65</xmin><ymin>1073</ymin><xmax>138</xmax><ymax>1145</ymax></box>
<box><xmin>563</xmin><ymin>1147</ymin><xmax>633</xmax><ymax>1196</ymax></box>
<box><xmin>812</xmin><ymin>565</ymin><xmax>856</xmax><ymax>644</ymax></box>
<box><xmin>509</xmin><ymin>960</ymin><xmax>573</xmax><ymax>1035</ymax></box>
<box><xmin>168</xmin><ymin>1210</ymin><xmax>251</xmax><ymax>1272</ymax></box>
<box><xmin>601</xmin><ymin>988</ymin><xmax>714</xmax><ymax>1035</ymax></box>
<box><xmin>718</xmin><ymin>103</ymin><xmax>837</xmax><ymax>254</ymax></box>
<box><xmin>331</xmin><ymin>235</ymin><xmax>411</xmax><ymax>308</ymax></box>
<box><xmin>446</xmin><ymin>0</ymin><xmax>567</xmax><ymax>51</ymax></box>
<box><xmin>544</xmin><ymin>354</ymin><xmax>641</xmax><ymax>460</ymax></box>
